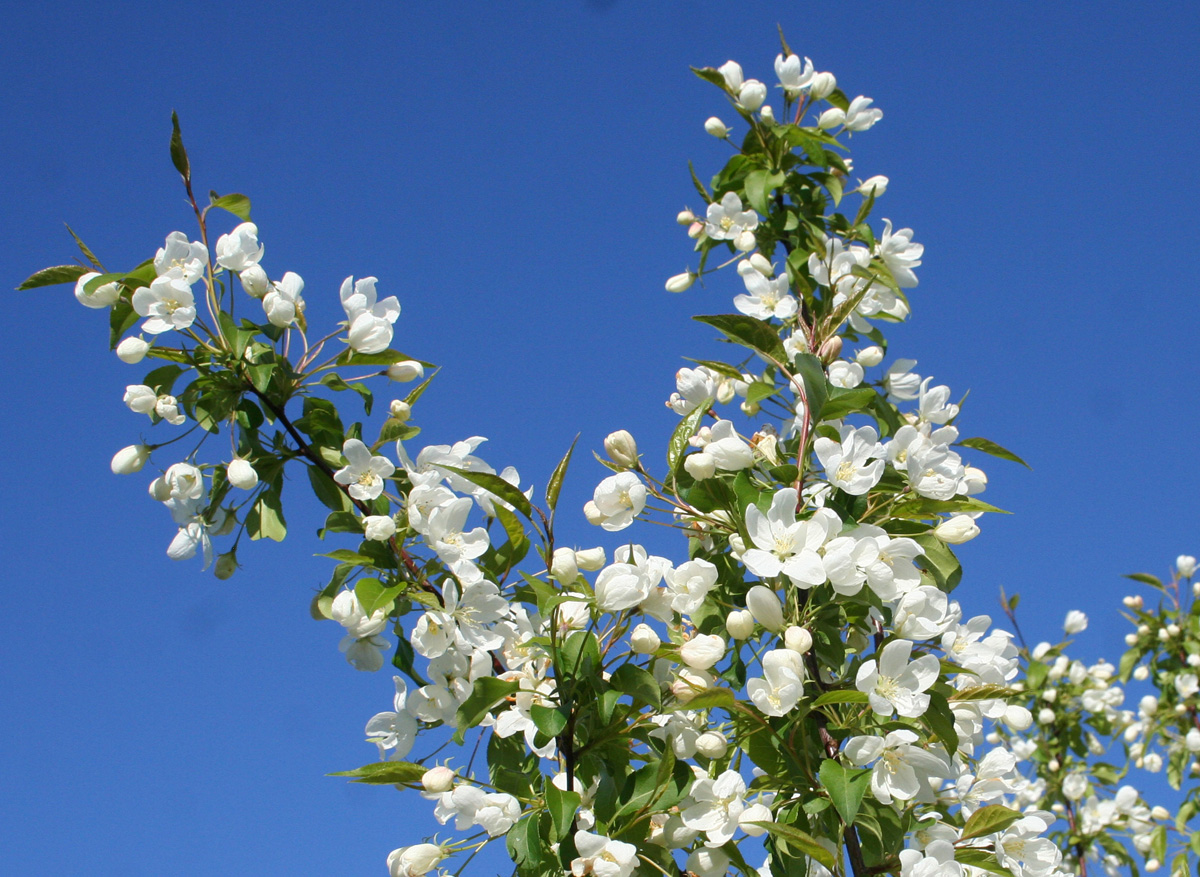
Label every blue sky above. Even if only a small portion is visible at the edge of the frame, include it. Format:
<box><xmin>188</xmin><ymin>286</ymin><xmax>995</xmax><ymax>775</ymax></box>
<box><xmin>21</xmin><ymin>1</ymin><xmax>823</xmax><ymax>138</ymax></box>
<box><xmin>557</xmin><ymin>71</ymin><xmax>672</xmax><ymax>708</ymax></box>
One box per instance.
<box><xmin>2</xmin><ymin>2</ymin><xmax>1198</xmax><ymax>874</ymax></box>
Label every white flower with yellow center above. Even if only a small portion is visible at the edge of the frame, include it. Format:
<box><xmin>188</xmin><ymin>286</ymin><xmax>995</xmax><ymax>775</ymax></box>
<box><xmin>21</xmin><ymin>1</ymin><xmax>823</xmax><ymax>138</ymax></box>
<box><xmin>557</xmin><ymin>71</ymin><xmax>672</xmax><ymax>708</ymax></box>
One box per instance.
<box><xmin>132</xmin><ymin>275</ymin><xmax>196</xmax><ymax>334</ymax></box>
<box><xmin>856</xmin><ymin>639</ymin><xmax>939</xmax><ymax>718</ymax></box>
<box><xmin>844</xmin><ymin>729</ymin><xmax>951</xmax><ymax>805</ymax></box>
<box><xmin>333</xmin><ymin>438</ymin><xmax>394</xmax><ymax>501</ymax></box>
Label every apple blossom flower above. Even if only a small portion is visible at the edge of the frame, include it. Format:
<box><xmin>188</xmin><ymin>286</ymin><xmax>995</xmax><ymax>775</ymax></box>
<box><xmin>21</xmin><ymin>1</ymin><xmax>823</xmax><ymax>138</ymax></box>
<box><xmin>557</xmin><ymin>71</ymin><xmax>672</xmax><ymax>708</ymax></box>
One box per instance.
<box><xmin>434</xmin><ymin>786</ymin><xmax>521</xmax><ymax>837</ymax></box>
<box><xmin>362</xmin><ymin>514</ymin><xmax>396</xmax><ymax>542</ymax></box>
<box><xmin>214</xmin><ymin>222</ymin><xmax>263</xmax><ymax>273</ymax></box>
<box><xmin>1177</xmin><ymin>555</ymin><xmax>1197</xmax><ymax>578</ymax></box>
<box><xmin>1063</xmin><ymin>610</ymin><xmax>1089</xmax><ymax>635</ymax></box>
<box><xmin>123</xmin><ymin>384</ymin><xmax>157</xmax><ymax>415</ymax></box>
<box><xmin>589</xmin><ymin>471</ymin><xmax>646</xmax><ymax>532</ymax></box>
<box><xmin>775</xmin><ymin>53</ymin><xmax>815</xmax><ymax>95</ymax></box>
<box><xmin>386</xmin><ymin>360</ymin><xmax>424</xmax><ymax>382</ymax></box>
<box><xmin>884</xmin><ymin>358</ymin><xmax>921</xmax><ymax>400</ymax></box>
<box><xmin>717</xmin><ymin>60</ymin><xmax>743</xmax><ymax>91</ymax></box>
<box><xmin>809</xmin><ymin>71</ymin><xmax>836</xmax><ymax>99</ymax></box>
<box><xmin>366</xmin><ymin>676</ymin><xmax>418</xmax><ymax>759</ymax></box>
<box><xmin>734</xmin><ymin>268</ymin><xmax>797</xmax><ymax>321</ymax></box>
<box><xmin>153</xmin><ymin>231</ymin><xmax>206</xmax><ymax>284</ymax></box>
<box><xmin>856</xmin><ymin>345</ymin><xmax>884</xmax><ymax>367</ymax></box>
<box><xmin>74</xmin><ymin>272</ymin><xmax>120</xmax><ymax>308</ymax></box>
<box><xmin>897</xmin><ymin>840</ymin><xmax>962</xmax><ymax>877</ymax></box>
<box><xmin>737</xmin><ymin>80</ymin><xmax>767</xmax><ymax>111</ymax></box>
<box><xmin>341</xmin><ymin>275</ymin><xmax>401</xmax><ymax>355</ymax></box>
<box><xmin>878</xmin><ymin>219</ymin><xmax>923</xmax><ymax>288</ymax></box>
<box><xmin>333</xmin><ymin>438</ymin><xmax>395</xmax><ymax>502</ymax></box>
<box><xmin>742</xmin><ymin>488</ymin><xmax>838</xmax><ymax>588</ymax></box>
<box><xmin>570</xmin><ymin>831</ymin><xmax>638</xmax><ymax>877</ymax></box>
<box><xmin>704</xmin><ymin>192</ymin><xmax>759</xmax><ymax>245</ymax></box>
<box><xmin>262</xmin><ymin>271</ymin><xmax>305</xmax><ymax>327</ymax></box>
<box><xmin>748</xmin><ymin>648</ymin><xmax>805</xmax><ymax>716</ymax></box>
<box><xmin>856</xmin><ymin>639</ymin><xmax>939</xmax><ymax>718</ymax></box>
<box><xmin>132</xmin><ymin>275</ymin><xmax>196</xmax><ymax>334</ymax></box>
<box><xmin>387</xmin><ymin>843</ymin><xmax>444</xmax><ymax>877</ymax></box>
<box><xmin>154</xmin><ymin>394</ymin><xmax>185</xmax><ymax>426</ymax></box>
<box><xmin>820</xmin><ymin>96</ymin><xmax>883</xmax><ymax>132</ymax></box>
<box><xmin>745</xmin><ymin>584</ymin><xmax>786</xmax><ymax>632</ymax></box>
<box><xmin>815</xmin><ymin>424</ymin><xmax>886</xmax><ymax>495</ymax></box>
<box><xmin>603</xmin><ymin>430</ymin><xmax>639</xmax><ymax>468</ymax></box>
<box><xmin>704</xmin><ymin>117</ymin><xmax>728</xmax><ymax>138</ymax></box>
<box><xmin>421</xmin><ymin>765</ymin><xmax>456</xmax><ymax>794</ymax></box>
<box><xmin>238</xmin><ymin>264</ymin><xmax>270</xmax><ymax>298</ymax></box>
<box><xmin>680</xmin><ymin>633</ymin><xmax>725</xmax><ymax>670</ymax></box>
<box><xmin>681</xmin><ymin>768</ymin><xmax>747</xmax><ymax>845</ymax></box>
<box><xmin>726</xmin><ymin>609</ymin><xmax>754</xmax><ymax>640</ymax></box>
<box><xmin>845</xmin><ymin>729</ymin><xmax>951</xmax><ymax>805</ymax></box>
<box><xmin>827</xmin><ymin>360</ymin><xmax>864</xmax><ymax>388</ymax></box>
<box><xmin>665</xmin><ymin>559</ymin><xmax>718</xmax><ymax>615</ymax></box>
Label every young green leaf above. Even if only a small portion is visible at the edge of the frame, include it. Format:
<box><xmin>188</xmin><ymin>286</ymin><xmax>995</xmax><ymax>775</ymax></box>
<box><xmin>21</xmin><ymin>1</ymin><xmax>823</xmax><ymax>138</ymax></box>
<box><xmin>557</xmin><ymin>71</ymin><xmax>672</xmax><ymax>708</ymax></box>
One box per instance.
<box><xmin>958</xmin><ymin>436</ymin><xmax>1030</xmax><ymax>469</ymax></box>
<box><xmin>818</xmin><ymin>759</ymin><xmax>870</xmax><ymax>826</ymax></box>
<box><xmin>959</xmin><ymin>804</ymin><xmax>1023</xmax><ymax>841</ymax></box>
<box><xmin>16</xmin><ymin>264</ymin><xmax>91</xmax><ymax>290</ymax></box>
<box><xmin>545</xmin><ymin>434</ymin><xmax>579</xmax><ymax>513</ymax></box>
<box><xmin>169</xmin><ymin>111</ymin><xmax>190</xmax><ymax>181</ymax></box>
<box><xmin>438</xmin><ymin>464</ymin><xmax>533</xmax><ymax>520</ymax></box>
<box><xmin>328</xmin><ymin>760</ymin><xmax>426</xmax><ymax>785</ymax></box>
<box><xmin>209</xmin><ymin>191</ymin><xmax>252</xmax><ymax>222</ymax></box>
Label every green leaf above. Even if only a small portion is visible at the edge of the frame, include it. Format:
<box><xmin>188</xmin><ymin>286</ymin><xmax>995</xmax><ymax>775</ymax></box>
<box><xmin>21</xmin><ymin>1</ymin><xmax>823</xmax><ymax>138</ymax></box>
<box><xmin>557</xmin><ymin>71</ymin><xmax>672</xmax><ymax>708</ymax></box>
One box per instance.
<box><xmin>694</xmin><ymin>314</ymin><xmax>787</xmax><ymax>363</ymax></box>
<box><xmin>328</xmin><ymin>760</ymin><xmax>426</xmax><ymax>785</ymax></box>
<box><xmin>544</xmin><ymin>782</ymin><xmax>581</xmax><ymax>841</ymax></box>
<box><xmin>744</xmin><ymin>168</ymin><xmax>786</xmax><ymax>215</ymax></box>
<box><xmin>668</xmin><ymin>398</ymin><xmax>712</xmax><ymax>479</ymax></box>
<box><xmin>65</xmin><ymin>224</ymin><xmax>103</xmax><ymax>270</ymax></box>
<box><xmin>169</xmin><ymin>111</ymin><xmax>189</xmax><ymax>180</ymax></box>
<box><xmin>454</xmin><ymin>677</ymin><xmax>521</xmax><ymax>743</ymax></box>
<box><xmin>820</xmin><ymin>387</ymin><xmax>876</xmax><ymax>421</ymax></box>
<box><xmin>960</xmin><ymin>805</ymin><xmax>1023</xmax><ymax>841</ymax></box>
<box><xmin>811</xmin><ymin>689</ymin><xmax>869</xmax><ymax>707</ymax></box>
<box><xmin>609</xmin><ymin>663</ymin><xmax>662</xmax><ymax>710</ymax></box>
<box><xmin>819</xmin><ymin>760</ymin><xmax>870</xmax><ymax>826</ymax></box>
<box><xmin>792</xmin><ymin>352</ymin><xmax>828</xmax><ymax>421</ymax></box>
<box><xmin>688</xmin><ymin>160</ymin><xmax>710</xmax><ymax>201</ymax></box>
<box><xmin>246</xmin><ymin>487</ymin><xmax>287</xmax><ymax>542</ymax></box>
<box><xmin>912</xmin><ymin>534</ymin><xmax>962</xmax><ymax>591</ymax></box>
<box><xmin>923</xmin><ymin>692</ymin><xmax>959</xmax><ymax>754</ymax></box>
<box><xmin>209</xmin><ymin>191</ymin><xmax>252</xmax><ymax>222</ymax></box>
<box><xmin>545</xmin><ymin>434</ymin><xmax>579</xmax><ymax>513</ymax></box>
<box><xmin>377</xmin><ymin>419</ymin><xmax>420</xmax><ymax>444</ymax></box>
<box><xmin>673</xmin><ymin>686</ymin><xmax>737</xmax><ymax>712</ymax></box>
<box><xmin>953</xmin><ymin>850</ymin><xmax>1014</xmax><ymax>876</ymax></box>
<box><xmin>751</xmin><ymin>822</ymin><xmax>837</xmax><ymax>872</ymax></box>
<box><xmin>307</xmin><ymin>465</ymin><xmax>350</xmax><ymax>512</ymax></box>
<box><xmin>949</xmin><ymin>685</ymin><xmax>1020</xmax><ymax>702</ymax></box>
<box><xmin>438</xmin><ymin>464</ymin><xmax>532</xmax><ymax>520</ymax></box>
<box><xmin>746</xmin><ymin>380</ymin><xmax>777</xmax><ymax>405</ymax></box>
<box><xmin>691</xmin><ymin>66</ymin><xmax>729</xmax><ymax>90</ymax></box>
<box><xmin>957</xmin><ymin>437</ymin><xmax>1030</xmax><ymax>469</ymax></box>
<box><xmin>355</xmin><ymin>577</ymin><xmax>405</xmax><ymax>617</ymax></box>
<box><xmin>890</xmin><ymin>496</ymin><xmax>1009</xmax><ymax>519</ymax></box>
<box><xmin>1124</xmin><ymin>572</ymin><xmax>1164</xmax><ymax>589</ymax></box>
<box><xmin>16</xmin><ymin>264</ymin><xmax>91</xmax><ymax>290</ymax></box>
<box><xmin>530</xmin><ymin>703</ymin><xmax>569</xmax><ymax>738</ymax></box>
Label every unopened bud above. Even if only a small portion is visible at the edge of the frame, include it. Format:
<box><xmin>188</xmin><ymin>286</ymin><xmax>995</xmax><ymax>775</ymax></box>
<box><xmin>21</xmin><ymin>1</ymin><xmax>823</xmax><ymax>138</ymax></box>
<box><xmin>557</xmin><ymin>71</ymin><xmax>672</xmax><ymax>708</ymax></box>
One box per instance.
<box><xmin>665</xmin><ymin>271</ymin><xmax>695</xmax><ymax>293</ymax></box>
<box><xmin>749</xmin><ymin>253</ymin><xmax>773</xmax><ymax>276</ymax></box>
<box><xmin>818</xmin><ymin>335</ymin><xmax>843</xmax><ymax>363</ymax></box>
<box><xmin>740</xmin><ymin>400</ymin><xmax>760</xmax><ymax>417</ymax></box>
<box><xmin>214</xmin><ymin>550</ymin><xmax>238</xmax><ymax>580</ymax></box>
<box><xmin>934</xmin><ymin>514</ymin><xmax>980</xmax><ymax>545</ymax></box>
<box><xmin>784</xmin><ymin>626</ymin><xmax>813</xmax><ymax>654</ymax></box>
<box><xmin>630</xmin><ymin>623</ymin><xmax>661</xmax><ymax>655</ymax></box>
<box><xmin>733</xmin><ymin>230</ymin><xmax>756</xmax><ymax>252</ymax></box>
<box><xmin>857</xmin><ymin>175</ymin><xmax>889</xmax><ymax>198</ymax></box>
<box><xmin>1123</xmin><ymin>594</ymin><xmax>1143</xmax><ymax>609</ymax></box>
<box><xmin>389</xmin><ymin>400</ymin><xmax>412</xmax><ymax>421</ymax></box>
<box><xmin>226</xmin><ymin>458</ymin><xmax>259</xmax><ymax>490</ymax></box>
<box><xmin>386</xmin><ymin>360</ymin><xmax>424</xmax><ymax>382</ymax></box>
<box><xmin>362</xmin><ymin>515</ymin><xmax>397</xmax><ymax>542</ymax></box>
<box><xmin>1151</xmin><ymin>805</ymin><xmax>1170</xmax><ymax>821</ymax></box>
<box><xmin>758</xmin><ymin>104</ymin><xmax>775</xmax><ymax>124</ymax></box>
<box><xmin>111</xmin><ymin>444</ymin><xmax>150</xmax><ymax>475</ymax></box>
<box><xmin>550</xmin><ymin>547</ymin><xmax>579</xmax><ymax>584</ymax></box>
<box><xmin>855</xmin><ymin>345</ymin><xmax>884</xmax><ymax>367</ymax></box>
<box><xmin>680</xmin><ymin>634</ymin><xmax>726</xmax><ymax>670</ymax></box>
<box><xmin>116</xmin><ymin>336</ymin><xmax>150</xmax><ymax>364</ymax></box>
<box><xmin>421</xmin><ymin>765</ymin><xmax>456</xmax><ymax>794</ymax></box>
<box><xmin>694</xmin><ymin>731</ymin><xmax>728</xmax><ymax>759</ymax></box>
<box><xmin>604</xmin><ymin>430</ymin><xmax>639</xmax><ymax>469</ymax></box>
<box><xmin>1177</xmin><ymin>555</ymin><xmax>1197</xmax><ymax>578</ymax></box>
<box><xmin>687</xmin><ymin>221</ymin><xmax>704</xmax><ymax>239</ymax></box>
<box><xmin>738</xmin><ymin>81</ymin><xmax>767</xmax><ymax>111</ymax></box>
<box><xmin>810</xmin><ymin>71</ymin><xmax>836</xmax><ymax>100</ymax></box>
<box><xmin>574</xmin><ymin>547</ymin><xmax>606</xmax><ymax>571</ymax></box>
<box><xmin>726</xmin><ymin>609</ymin><xmax>754</xmax><ymax>640</ymax></box>
<box><xmin>671</xmin><ymin>668</ymin><xmax>710</xmax><ymax>703</ymax></box>
<box><xmin>1133</xmin><ymin>665</ymin><xmax>1149</xmax><ymax>680</ymax></box>
<box><xmin>704</xmin><ymin>117</ymin><xmax>728</xmax><ymax>138</ymax></box>
<box><xmin>684</xmin><ymin>451</ymin><xmax>716</xmax><ymax>481</ymax></box>
<box><xmin>676</xmin><ymin>209</ymin><xmax>696</xmax><ymax>225</ymax></box>
<box><xmin>239</xmin><ymin>264</ymin><xmax>270</xmax><ymax>298</ymax></box>
<box><xmin>817</xmin><ymin>107</ymin><xmax>845</xmax><ymax>130</ymax></box>
<box><xmin>746</xmin><ymin>585</ymin><xmax>785</xmax><ymax>633</ymax></box>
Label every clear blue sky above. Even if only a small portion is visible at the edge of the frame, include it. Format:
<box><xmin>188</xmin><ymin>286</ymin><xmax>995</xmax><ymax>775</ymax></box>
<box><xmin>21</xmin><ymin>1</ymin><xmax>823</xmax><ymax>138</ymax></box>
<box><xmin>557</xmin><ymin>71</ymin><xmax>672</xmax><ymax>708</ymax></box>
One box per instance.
<box><xmin>2</xmin><ymin>2</ymin><xmax>1198</xmax><ymax>874</ymax></box>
